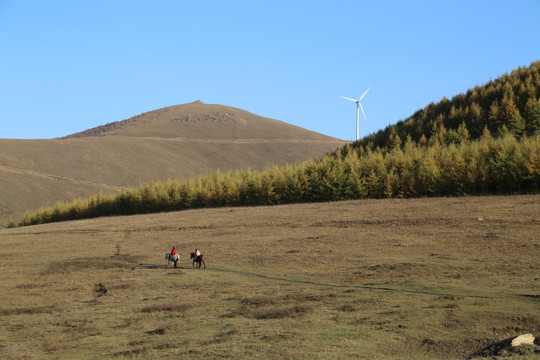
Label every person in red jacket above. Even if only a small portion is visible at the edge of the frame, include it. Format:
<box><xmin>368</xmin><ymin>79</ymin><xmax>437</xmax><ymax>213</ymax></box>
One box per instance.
<box><xmin>169</xmin><ymin>247</ymin><xmax>178</xmax><ymax>267</ymax></box>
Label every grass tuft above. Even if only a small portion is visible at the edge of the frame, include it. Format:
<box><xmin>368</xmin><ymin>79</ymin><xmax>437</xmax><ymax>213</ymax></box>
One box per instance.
<box><xmin>141</xmin><ymin>304</ymin><xmax>193</xmax><ymax>313</ymax></box>
<box><xmin>254</xmin><ymin>305</ymin><xmax>314</xmax><ymax>319</ymax></box>
<box><xmin>0</xmin><ymin>306</ymin><xmax>57</xmax><ymax>316</ymax></box>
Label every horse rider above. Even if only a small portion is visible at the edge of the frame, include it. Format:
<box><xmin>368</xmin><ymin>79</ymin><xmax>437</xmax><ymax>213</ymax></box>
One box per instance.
<box><xmin>194</xmin><ymin>248</ymin><xmax>201</xmax><ymax>260</ymax></box>
<box><xmin>169</xmin><ymin>246</ymin><xmax>180</xmax><ymax>267</ymax></box>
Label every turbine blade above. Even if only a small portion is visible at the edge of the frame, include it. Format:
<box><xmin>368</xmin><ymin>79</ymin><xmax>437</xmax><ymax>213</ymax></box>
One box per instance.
<box><xmin>340</xmin><ymin>96</ymin><xmax>358</xmax><ymax>102</ymax></box>
<box><xmin>359</xmin><ymin>103</ymin><xmax>367</xmax><ymax>121</ymax></box>
<box><xmin>358</xmin><ymin>86</ymin><xmax>371</xmax><ymax>101</ymax></box>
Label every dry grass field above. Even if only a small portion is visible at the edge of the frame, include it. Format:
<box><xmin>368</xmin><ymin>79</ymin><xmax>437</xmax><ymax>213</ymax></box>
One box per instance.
<box><xmin>0</xmin><ymin>101</ymin><xmax>346</xmax><ymax>226</ymax></box>
<box><xmin>0</xmin><ymin>195</ymin><xmax>538</xmax><ymax>359</ymax></box>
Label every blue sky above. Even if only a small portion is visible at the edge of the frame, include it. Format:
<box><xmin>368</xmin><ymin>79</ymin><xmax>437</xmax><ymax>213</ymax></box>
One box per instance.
<box><xmin>0</xmin><ymin>1</ymin><xmax>538</xmax><ymax>140</ymax></box>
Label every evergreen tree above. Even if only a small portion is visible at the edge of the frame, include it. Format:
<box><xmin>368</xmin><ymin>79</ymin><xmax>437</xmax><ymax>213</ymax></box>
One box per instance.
<box><xmin>467</xmin><ymin>102</ymin><xmax>485</xmax><ymax>138</ymax></box>
<box><xmin>489</xmin><ymin>134</ymin><xmax>523</xmax><ymax>192</ymax></box>
<box><xmin>447</xmin><ymin>105</ymin><xmax>463</xmax><ymax>129</ymax></box>
<box><xmin>524</xmin><ymin>151</ymin><xmax>540</xmax><ymax>192</ymax></box>
<box><xmin>523</xmin><ymin>97</ymin><xmax>540</xmax><ymax>135</ymax></box>
<box><xmin>500</xmin><ymin>96</ymin><xmax>526</xmax><ymax>136</ymax></box>
<box><xmin>362</xmin><ymin>150</ymin><xmax>386</xmax><ymax>198</ymax></box>
<box><xmin>488</xmin><ymin>100</ymin><xmax>501</xmax><ymax>133</ymax></box>
<box><xmin>457</xmin><ymin>122</ymin><xmax>471</xmax><ymax>143</ymax></box>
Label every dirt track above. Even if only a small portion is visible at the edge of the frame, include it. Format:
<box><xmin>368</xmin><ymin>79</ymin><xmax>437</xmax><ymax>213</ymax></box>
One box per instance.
<box><xmin>0</xmin><ymin>163</ymin><xmax>125</xmax><ymax>191</ymax></box>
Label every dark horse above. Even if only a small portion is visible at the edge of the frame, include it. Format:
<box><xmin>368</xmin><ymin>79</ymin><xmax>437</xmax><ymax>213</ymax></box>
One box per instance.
<box><xmin>190</xmin><ymin>252</ymin><xmax>206</xmax><ymax>269</ymax></box>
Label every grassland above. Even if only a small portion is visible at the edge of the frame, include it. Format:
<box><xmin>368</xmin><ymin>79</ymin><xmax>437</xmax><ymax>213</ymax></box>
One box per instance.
<box><xmin>0</xmin><ymin>101</ymin><xmax>347</xmax><ymax>227</ymax></box>
<box><xmin>0</xmin><ymin>195</ymin><xmax>538</xmax><ymax>359</ymax></box>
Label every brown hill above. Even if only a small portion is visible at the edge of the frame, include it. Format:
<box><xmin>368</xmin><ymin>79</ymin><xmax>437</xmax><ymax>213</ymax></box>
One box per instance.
<box><xmin>0</xmin><ymin>101</ymin><xmax>347</xmax><ymax>226</ymax></box>
<box><xmin>63</xmin><ymin>100</ymin><xmax>333</xmax><ymax>140</ymax></box>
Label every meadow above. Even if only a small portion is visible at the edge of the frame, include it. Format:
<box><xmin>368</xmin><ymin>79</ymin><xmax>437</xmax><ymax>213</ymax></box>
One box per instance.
<box><xmin>0</xmin><ymin>195</ymin><xmax>538</xmax><ymax>359</ymax></box>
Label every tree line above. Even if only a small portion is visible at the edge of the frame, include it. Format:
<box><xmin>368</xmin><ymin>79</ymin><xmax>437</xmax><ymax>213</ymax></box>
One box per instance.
<box><xmin>10</xmin><ymin>61</ymin><xmax>540</xmax><ymax>227</ymax></box>
<box><xmin>12</xmin><ymin>131</ymin><xmax>539</xmax><ymax>227</ymax></box>
<box><xmin>356</xmin><ymin>60</ymin><xmax>540</xmax><ymax>150</ymax></box>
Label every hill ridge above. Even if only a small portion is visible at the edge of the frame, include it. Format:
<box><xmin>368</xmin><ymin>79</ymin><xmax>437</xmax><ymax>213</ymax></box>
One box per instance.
<box><xmin>62</xmin><ymin>101</ymin><xmax>340</xmax><ymax>141</ymax></box>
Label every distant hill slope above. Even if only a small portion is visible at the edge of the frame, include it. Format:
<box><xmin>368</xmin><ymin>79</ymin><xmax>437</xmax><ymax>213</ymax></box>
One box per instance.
<box><xmin>63</xmin><ymin>100</ymin><xmax>333</xmax><ymax>140</ymax></box>
<box><xmin>356</xmin><ymin>60</ymin><xmax>540</xmax><ymax>150</ymax></box>
<box><xmin>0</xmin><ymin>102</ymin><xmax>347</xmax><ymax>226</ymax></box>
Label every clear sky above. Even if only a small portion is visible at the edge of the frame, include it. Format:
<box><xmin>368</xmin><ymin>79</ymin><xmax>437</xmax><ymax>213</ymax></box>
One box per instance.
<box><xmin>0</xmin><ymin>1</ymin><xmax>538</xmax><ymax>140</ymax></box>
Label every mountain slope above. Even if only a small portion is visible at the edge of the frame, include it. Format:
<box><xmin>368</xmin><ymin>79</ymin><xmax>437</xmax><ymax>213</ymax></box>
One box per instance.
<box><xmin>0</xmin><ymin>102</ymin><xmax>347</xmax><ymax>226</ymax></box>
<box><xmin>356</xmin><ymin>60</ymin><xmax>540</xmax><ymax>150</ymax></box>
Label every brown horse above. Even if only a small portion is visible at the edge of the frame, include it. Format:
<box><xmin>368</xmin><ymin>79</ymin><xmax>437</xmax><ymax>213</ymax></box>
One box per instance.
<box><xmin>190</xmin><ymin>252</ymin><xmax>206</xmax><ymax>269</ymax></box>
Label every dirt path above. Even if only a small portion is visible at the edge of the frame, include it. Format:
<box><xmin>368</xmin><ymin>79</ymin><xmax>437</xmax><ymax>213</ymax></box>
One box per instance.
<box><xmin>161</xmin><ymin>265</ymin><xmax>522</xmax><ymax>301</ymax></box>
<box><xmin>138</xmin><ymin>137</ymin><xmax>348</xmax><ymax>144</ymax></box>
<box><xmin>0</xmin><ymin>163</ymin><xmax>125</xmax><ymax>191</ymax></box>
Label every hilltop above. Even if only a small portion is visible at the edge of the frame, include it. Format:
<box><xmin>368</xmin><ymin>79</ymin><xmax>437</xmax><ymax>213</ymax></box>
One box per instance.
<box><xmin>62</xmin><ymin>100</ymin><xmax>333</xmax><ymax>140</ymax></box>
<box><xmin>0</xmin><ymin>102</ymin><xmax>347</xmax><ymax>226</ymax></box>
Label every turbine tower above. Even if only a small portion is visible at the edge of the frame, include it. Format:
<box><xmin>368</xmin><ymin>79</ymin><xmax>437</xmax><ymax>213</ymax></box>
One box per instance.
<box><xmin>341</xmin><ymin>87</ymin><xmax>371</xmax><ymax>141</ymax></box>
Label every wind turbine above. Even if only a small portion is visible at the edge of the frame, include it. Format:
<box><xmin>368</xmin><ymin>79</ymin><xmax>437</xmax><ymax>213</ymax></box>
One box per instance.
<box><xmin>341</xmin><ymin>87</ymin><xmax>371</xmax><ymax>141</ymax></box>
